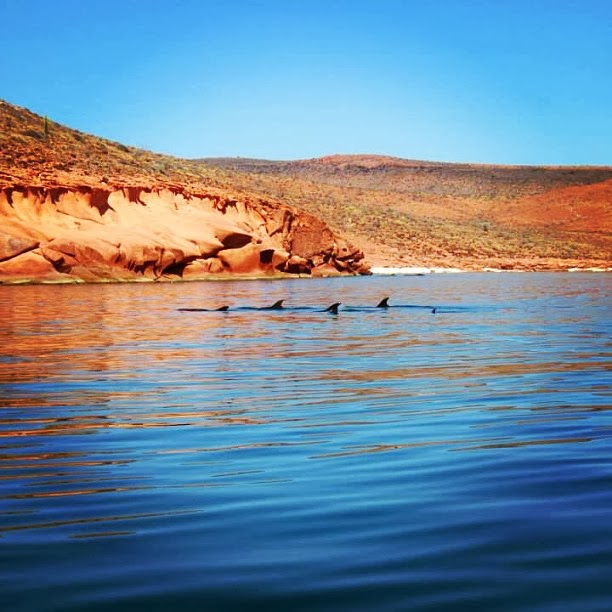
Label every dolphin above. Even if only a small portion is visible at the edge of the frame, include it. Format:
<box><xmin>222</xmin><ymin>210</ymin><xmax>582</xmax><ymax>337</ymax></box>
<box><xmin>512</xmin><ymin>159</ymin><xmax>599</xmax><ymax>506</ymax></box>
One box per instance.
<box><xmin>325</xmin><ymin>302</ymin><xmax>341</xmax><ymax>314</ymax></box>
<box><xmin>377</xmin><ymin>297</ymin><xmax>390</xmax><ymax>308</ymax></box>
<box><xmin>262</xmin><ymin>299</ymin><xmax>284</xmax><ymax>310</ymax></box>
<box><xmin>178</xmin><ymin>305</ymin><xmax>229</xmax><ymax>312</ymax></box>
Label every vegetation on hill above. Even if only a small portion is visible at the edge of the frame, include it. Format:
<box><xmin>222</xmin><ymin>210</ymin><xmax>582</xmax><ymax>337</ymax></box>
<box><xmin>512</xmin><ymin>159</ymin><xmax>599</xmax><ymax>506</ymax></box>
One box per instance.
<box><xmin>0</xmin><ymin>99</ymin><xmax>232</xmax><ymax>193</ymax></box>
<box><xmin>201</xmin><ymin>156</ymin><xmax>612</xmax><ymax>269</ymax></box>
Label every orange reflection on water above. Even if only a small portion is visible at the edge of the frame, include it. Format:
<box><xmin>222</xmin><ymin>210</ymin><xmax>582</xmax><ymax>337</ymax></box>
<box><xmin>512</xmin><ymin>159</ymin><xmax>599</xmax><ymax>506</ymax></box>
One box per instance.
<box><xmin>0</xmin><ymin>282</ymin><xmax>243</xmax><ymax>390</ymax></box>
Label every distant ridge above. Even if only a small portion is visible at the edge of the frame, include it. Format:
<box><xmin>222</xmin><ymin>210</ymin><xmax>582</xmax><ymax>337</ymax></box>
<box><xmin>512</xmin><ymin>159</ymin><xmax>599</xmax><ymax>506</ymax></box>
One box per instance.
<box><xmin>199</xmin><ymin>155</ymin><xmax>612</xmax><ymax>270</ymax></box>
<box><xmin>201</xmin><ymin>153</ymin><xmax>612</xmax><ymax>171</ymax></box>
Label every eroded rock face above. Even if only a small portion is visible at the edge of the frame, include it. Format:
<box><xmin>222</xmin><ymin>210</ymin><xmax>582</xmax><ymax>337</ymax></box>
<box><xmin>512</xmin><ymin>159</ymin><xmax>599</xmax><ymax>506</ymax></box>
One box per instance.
<box><xmin>0</xmin><ymin>186</ymin><xmax>369</xmax><ymax>283</ymax></box>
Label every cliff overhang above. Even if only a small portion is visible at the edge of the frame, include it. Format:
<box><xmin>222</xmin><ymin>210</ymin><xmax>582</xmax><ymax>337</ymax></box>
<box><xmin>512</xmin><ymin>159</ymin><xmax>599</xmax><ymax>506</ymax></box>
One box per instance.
<box><xmin>0</xmin><ymin>185</ymin><xmax>370</xmax><ymax>284</ymax></box>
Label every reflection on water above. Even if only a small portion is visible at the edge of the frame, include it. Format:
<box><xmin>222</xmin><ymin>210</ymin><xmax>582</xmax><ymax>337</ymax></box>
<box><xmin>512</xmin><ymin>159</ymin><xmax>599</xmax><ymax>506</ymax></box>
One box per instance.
<box><xmin>1</xmin><ymin>273</ymin><xmax>611</xmax><ymax>611</ymax></box>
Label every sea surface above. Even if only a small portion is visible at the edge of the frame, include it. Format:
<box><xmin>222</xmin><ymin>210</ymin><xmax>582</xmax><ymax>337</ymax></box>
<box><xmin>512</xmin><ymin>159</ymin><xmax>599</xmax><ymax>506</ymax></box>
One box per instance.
<box><xmin>1</xmin><ymin>273</ymin><xmax>610</xmax><ymax>611</ymax></box>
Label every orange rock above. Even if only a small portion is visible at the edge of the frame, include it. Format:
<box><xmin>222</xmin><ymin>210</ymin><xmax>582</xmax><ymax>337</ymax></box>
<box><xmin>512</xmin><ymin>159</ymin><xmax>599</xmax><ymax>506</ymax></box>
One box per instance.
<box><xmin>311</xmin><ymin>263</ymin><xmax>344</xmax><ymax>277</ymax></box>
<box><xmin>0</xmin><ymin>250</ymin><xmax>69</xmax><ymax>282</ymax></box>
<box><xmin>182</xmin><ymin>258</ymin><xmax>225</xmax><ymax>278</ymax></box>
<box><xmin>0</xmin><ymin>231</ymin><xmax>39</xmax><ymax>261</ymax></box>
<box><xmin>0</xmin><ymin>185</ymin><xmax>368</xmax><ymax>283</ymax></box>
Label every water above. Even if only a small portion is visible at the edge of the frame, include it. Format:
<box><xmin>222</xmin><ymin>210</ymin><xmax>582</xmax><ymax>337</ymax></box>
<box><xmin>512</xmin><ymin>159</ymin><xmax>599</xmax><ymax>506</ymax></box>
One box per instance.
<box><xmin>1</xmin><ymin>273</ymin><xmax>610</xmax><ymax>611</ymax></box>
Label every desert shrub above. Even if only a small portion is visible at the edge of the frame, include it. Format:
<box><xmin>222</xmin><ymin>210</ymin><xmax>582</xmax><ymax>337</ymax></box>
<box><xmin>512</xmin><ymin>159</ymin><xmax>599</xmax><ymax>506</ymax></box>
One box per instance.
<box><xmin>151</xmin><ymin>161</ymin><xmax>167</xmax><ymax>175</ymax></box>
<box><xmin>23</xmin><ymin>128</ymin><xmax>44</xmax><ymax>140</ymax></box>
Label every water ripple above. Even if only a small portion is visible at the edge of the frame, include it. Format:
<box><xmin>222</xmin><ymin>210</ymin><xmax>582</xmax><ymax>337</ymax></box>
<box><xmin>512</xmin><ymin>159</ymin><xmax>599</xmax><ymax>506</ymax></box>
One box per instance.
<box><xmin>1</xmin><ymin>273</ymin><xmax>611</xmax><ymax>610</ymax></box>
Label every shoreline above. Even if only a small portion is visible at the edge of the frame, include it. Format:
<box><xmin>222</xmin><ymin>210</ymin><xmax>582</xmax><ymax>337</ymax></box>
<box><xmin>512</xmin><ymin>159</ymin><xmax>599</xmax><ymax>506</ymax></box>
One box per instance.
<box><xmin>2</xmin><ymin>266</ymin><xmax>611</xmax><ymax>286</ymax></box>
<box><xmin>370</xmin><ymin>266</ymin><xmax>611</xmax><ymax>275</ymax></box>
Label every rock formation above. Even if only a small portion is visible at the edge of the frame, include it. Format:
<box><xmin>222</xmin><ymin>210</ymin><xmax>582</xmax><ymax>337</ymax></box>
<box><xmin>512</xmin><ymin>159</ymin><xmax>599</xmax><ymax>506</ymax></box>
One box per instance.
<box><xmin>0</xmin><ymin>185</ymin><xmax>369</xmax><ymax>283</ymax></box>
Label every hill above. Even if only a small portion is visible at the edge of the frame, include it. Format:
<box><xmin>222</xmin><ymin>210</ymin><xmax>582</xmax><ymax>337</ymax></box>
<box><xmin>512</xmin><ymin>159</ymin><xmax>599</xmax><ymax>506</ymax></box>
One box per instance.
<box><xmin>0</xmin><ymin>100</ymin><xmax>368</xmax><ymax>283</ymax></box>
<box><xmin>1</xmin><ymin>98</ymin><xmax>610</xmax><ymax>282</ymax></box>
<box><xmin>200</xmin><ymin>155</ymin><xmax>612</xmax><ymax>270</ymax></box>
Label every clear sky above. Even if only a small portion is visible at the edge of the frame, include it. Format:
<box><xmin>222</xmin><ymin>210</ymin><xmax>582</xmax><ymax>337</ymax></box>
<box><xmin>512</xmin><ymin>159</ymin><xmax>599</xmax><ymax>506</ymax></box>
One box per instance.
<box><xmin>1</xmin><ymin>0</ymin><xmax>611</xmax><ymax>165</ymax></box>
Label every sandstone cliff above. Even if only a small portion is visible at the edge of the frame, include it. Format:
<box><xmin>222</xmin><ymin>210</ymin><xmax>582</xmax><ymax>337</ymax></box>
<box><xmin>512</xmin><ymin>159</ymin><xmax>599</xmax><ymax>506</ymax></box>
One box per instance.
<box><xmin>0</xmin><ymin>100</ymin><xmax>368</xmax><ymax>283</ymax></box>
<box><xmin>0</xmin><ymin>185</ymin><xmax>368</xmax><ymax>283</ymax></box>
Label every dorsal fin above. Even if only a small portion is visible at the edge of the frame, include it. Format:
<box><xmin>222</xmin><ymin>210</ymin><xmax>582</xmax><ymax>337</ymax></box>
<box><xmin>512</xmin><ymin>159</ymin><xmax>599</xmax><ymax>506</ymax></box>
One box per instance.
<box><xmin>431</xmin><ymin>307</ymin><xmax>437</xmax><ymax>314</ymax></box>
<box><xmin>216</xmin><ymin>305</ymin><xmax>230</xmax><ymax>311</ymax></box>
<box><xmin>325</xmin><ymin>302</ymin><xmax>341</xmax><ymax>314</ymax></box>
<box><xmin>377</xmin><ymin>297</ymin><xmax>390</xmax><ymax>308</ymax></box>
<box><xmin>269</xmin><ymin>299</ymin><xmax>284</xmax><ymax>310</ymax></box>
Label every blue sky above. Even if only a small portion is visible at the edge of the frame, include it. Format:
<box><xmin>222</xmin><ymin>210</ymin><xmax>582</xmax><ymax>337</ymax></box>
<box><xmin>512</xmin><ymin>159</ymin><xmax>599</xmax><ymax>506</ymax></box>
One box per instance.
<box><xmin>1</xmin><ymin>0</ymin><xmax>610</xmax><ymax>164</ymax></box>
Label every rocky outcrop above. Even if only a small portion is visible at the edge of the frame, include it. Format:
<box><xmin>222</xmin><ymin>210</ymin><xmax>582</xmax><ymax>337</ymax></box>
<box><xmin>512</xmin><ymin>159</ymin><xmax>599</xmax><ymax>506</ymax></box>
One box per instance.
<box><xmin>0</xmin><ymin>185</ymin><xmax>369</xmax><ymax>283</ymax></box>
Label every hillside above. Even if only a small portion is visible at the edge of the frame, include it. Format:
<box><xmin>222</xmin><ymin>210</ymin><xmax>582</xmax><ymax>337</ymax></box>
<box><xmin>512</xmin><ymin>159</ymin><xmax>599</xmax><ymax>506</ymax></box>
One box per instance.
<box><xmin>1</xmin><ymin>98</ymin><xmax>610</xmax><ymax>282</ymax></box>
<box><xmin>0</xmin><ymin>100</ymin><xmax>368</xmax><ymax>283</ymax></box>
<box><xmin>201</xmin><ymin>156</ymin><xmax>612</xmax><ymax>270</ymax></box>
